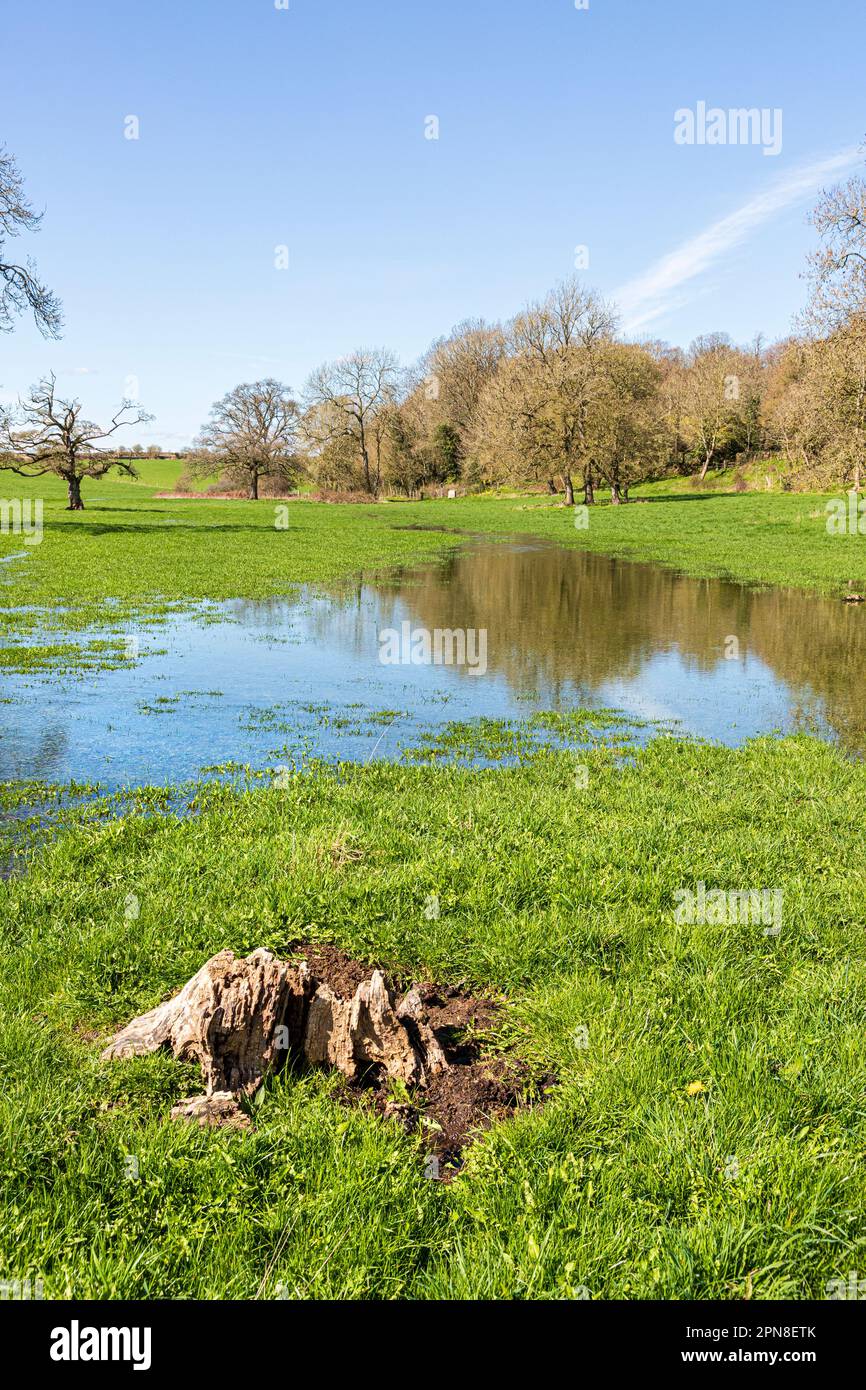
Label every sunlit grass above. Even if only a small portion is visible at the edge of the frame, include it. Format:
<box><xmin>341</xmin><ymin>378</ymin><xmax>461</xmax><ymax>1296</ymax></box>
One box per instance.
<box><xmin>1</xmin><ymin>733</ymin><xmax>864</xmax><ymax>1299</ymax></box>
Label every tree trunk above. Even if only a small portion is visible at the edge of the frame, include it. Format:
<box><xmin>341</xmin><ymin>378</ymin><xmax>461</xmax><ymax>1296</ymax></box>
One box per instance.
<box><xmin>563</xmin><ymin>474</ymin><xmax>575</xmax><ymax>506</ymax></box>
<box><xmin>358</xmin><ymin>419</ymin><xmax>373</xmax><ymax>494</ymax></box>
<box><xmin>699</xmin><ymin>449</ymin><xmax>713</xmax><ymax>481</ymax></box>
<box><xmin>546</xmin><ymin>478</ymin><xmax>558</xmax><ymax>494</ymax></box>
<box><xmin>101</xmin><ymin>947</ymin><xmax>449</xmax><ymax>1127</ymax></box>
<box><xmin>66</xmin><ymin>476</ymin><xmax>84</xmax><ymax>510</ymax></box>
<box><xmin>611</xmin><ymin>483</ymin><xmax>622</xmax><ymax>505</ymax></box>
<box><xmin>584</xmin><ymin>466</ymin><xmax>595</xmax><ymax>507</ymax></box>
<box><xmin>248</xmin><ymin>473</ymin><xmax>259</xmax><ymax>500</ymax></box>
<box><xmin>854</xmin><ymin>462</ymin><xmax>861</xmax><ymax>493</ymax></box>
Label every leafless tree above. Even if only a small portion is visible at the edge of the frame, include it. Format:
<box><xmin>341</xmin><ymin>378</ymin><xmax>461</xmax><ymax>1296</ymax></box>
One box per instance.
<box><xmin>416</xmin><ymin>319</ymin><xmax>506</xmax><ymax>432</ymax></box>
<box><xmin>0</xmin><ymin>148</ymin><xmax>62</xmax><ymax>336</ymax></box>
<box><xmin>588</xmin><ymin>343</ymin><xmax>667</xmax><ymax>502</ymax></box>
<box><xmin>0</xmin><ymin>374</ymin><xmax>151</xmax><ymax>508</ymax></box>
<box><xmin>806</xmin><ymin>167</ymin><xmax>866</xmax><ymax>330</ymax></box>
<box><xmin>188</xmin><ymin>379</ymin><xmax>300</xmax><ymax>499</ymax></box>
<box><xmin>795</xmin><ymin>161</ymin><xmax>866</xmax><ymax>488</ymax></box>
<box><xmin>509</xmin><ymin>277</ymin><xmax>617</xmax><ymax>503</ymax></box>
<box><xmin>303</xmin><ymin>348</ymin><xmax>398</xmax><ymax>494</ymax></box>
<box><xmin>682</xmin><ymin>335</ymin><xmax>746</xmax><ymax>478</ymax></box>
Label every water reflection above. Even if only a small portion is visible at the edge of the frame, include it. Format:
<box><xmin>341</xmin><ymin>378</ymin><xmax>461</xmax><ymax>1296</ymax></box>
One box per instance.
<box><xmin>1</xmin><ymin>540</ymin><xmax>863</xmax><ymax>789</ymax></box>
<box><xmin>371</xmin><ymin>543</ymin><xmax>865</xmax><ymax>745</ymax></box>
<box><xmin>0</xmin><ymin>725</ymin><xmax>69</xmax><ymax>782</ymax></box>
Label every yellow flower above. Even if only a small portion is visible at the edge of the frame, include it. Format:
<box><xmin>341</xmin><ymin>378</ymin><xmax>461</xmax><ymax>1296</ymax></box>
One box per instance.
<box><xmin>686</xmin><ymin>1080</ymin><xmax>707</xmax><ymax>1096</ymax></box>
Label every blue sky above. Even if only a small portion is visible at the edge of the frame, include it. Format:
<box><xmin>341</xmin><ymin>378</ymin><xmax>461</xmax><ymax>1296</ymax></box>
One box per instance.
<box><xmin>1</xmin><ymin>0</ymin><xmax>863</xmax><ymax>445</ymax></box>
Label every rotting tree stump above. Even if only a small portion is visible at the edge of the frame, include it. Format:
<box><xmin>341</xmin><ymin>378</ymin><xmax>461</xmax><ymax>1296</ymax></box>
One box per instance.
<box><xmin>101</xmin><ymin>948</ymin><xmax>448</xmax><ymax>1127</ymax></box>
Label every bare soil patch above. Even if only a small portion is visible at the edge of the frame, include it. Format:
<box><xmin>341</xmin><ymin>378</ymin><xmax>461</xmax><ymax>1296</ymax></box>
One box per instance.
<box><xmin>292</xmin><ymin>946</ymin><xmax>546</xmax><ymax>1168</ymax></box>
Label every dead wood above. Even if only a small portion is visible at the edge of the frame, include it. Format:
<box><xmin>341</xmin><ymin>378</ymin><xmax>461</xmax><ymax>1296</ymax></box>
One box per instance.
<box><xmin>102</xmin><ymin>948</ymin><xmax>449</xmax><ymax>1125</ymax></box>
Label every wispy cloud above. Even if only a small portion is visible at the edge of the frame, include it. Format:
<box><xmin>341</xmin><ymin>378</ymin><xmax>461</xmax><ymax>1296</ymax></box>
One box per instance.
<box><xmin>613</xmin><ymin>148</ymin><xmax>863</xmax><ymax>334</ymax></box>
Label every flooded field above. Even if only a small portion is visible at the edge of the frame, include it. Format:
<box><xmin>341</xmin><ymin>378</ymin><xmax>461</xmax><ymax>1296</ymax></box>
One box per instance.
<box><xmin>3</xmin><ymin>538</ymin><xmax>862</xmax><ymax>787</ymax></box>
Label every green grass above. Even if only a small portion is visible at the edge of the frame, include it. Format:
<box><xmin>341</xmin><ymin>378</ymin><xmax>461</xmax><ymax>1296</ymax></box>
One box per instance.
<box><xmin>108</xmin><ymin>458</ymin><xmax>189</xmax><ymax>492</ymax></box>
<box><xmin>1</xmin><ymin>734</ymin><xmax>864</xmax><ymax>1299</ymax></box>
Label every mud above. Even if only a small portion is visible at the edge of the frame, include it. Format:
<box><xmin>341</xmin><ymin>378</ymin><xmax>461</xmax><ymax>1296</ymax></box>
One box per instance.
<box><xmin>289</xmin><ymin>943</ymin><xmax>552</xmax><ymax>1171</ymax></box>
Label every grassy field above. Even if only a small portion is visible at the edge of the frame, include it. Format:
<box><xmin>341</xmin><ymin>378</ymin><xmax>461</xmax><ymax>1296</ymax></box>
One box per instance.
<box><xmin>2</xmin><ymin>736</ymin><xmax>865</xmax><ymax>1300</ymax></box>
<box><xmin>1</xmin><ymin>467</ymin><xmax>864</xmax><ymax>1300</ymax></box>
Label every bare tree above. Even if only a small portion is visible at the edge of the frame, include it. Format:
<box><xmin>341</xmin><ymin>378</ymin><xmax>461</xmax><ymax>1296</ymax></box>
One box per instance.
<box><xmin>0</xmin><ymin>148</ymin><xmax>62</xmax><ymax>336</ymax></box>
<box><xmin>796</xmin><ymin>163</ymin><xmax>866</xmax><ymax>489</ymax></box>
<box><xmin>297</xmin><ymin>400</ymin><xmax>362</xmax><ymax>491</ymax></box>
<box><xmin>779</xmin><ymin>321</ymin><xmax>866</xmax><ymax>492</ymax></box>
<box><xmin>806</xmin><ymin>168</ymin><xmax>866</xmax><ymax>329</ymax></box>
<box><xmin>417</xmin><ymin>319</ymin><xmax>506</xmax><ymax>432</ymax></box>
<box><xmin>682</xmin><ymin>335</ymin><xmax>748</xmax><ymax>479</ymax></box>
<box><xmin>470</xmin><ymin>352</ymin><xmax>563</xmax><ymax>491</ymax></box>
<box><xmin>590</xmin><ymin>343</ymin><xmax>666</xmax><ymax>502</ymax></box>
<box><xmin>188</xmin><ymin>379</ymin><xmax>300</xmax><ymax>499</ymax></box>
<box><xmin>303</xmin><ymin>348</ymin><xmax>398</xmax><ymax>495</ymax></box>
<box><xmin>509</xmin><ymin>277</ymin><xmax>617</xmax><ymax>503</ymax></box>
<box><xmin>0</xmin><ymin>375</ymin><xmax>152</xmax><ymax>508</ymax></box>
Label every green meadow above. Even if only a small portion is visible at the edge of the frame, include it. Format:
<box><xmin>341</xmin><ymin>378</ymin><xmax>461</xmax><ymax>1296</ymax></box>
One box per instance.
<box><xmin>1</xmin><ymin>470</ymin><xmax>865</xmax><ymax>1300</ymax></box>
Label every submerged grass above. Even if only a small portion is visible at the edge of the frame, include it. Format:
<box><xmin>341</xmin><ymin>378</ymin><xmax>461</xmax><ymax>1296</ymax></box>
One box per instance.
<box><xmin>401</xmin><ymin>710</ymin><xmax>643</xmax><ymax>762</ymax></box>
<box><xmin>1</xmin><ymin>733</ymin><xmax>864</xmax><ymax>1299</ymax></box>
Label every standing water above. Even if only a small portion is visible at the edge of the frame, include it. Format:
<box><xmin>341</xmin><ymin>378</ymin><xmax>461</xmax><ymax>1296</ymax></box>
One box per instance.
<box><xmin>2</xmin><ymin>539</ymin><xmax>863</xmax><ymax>788</ymax></box>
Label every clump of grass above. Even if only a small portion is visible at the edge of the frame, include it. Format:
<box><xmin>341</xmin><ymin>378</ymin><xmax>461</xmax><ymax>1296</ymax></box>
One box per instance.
<box><xmin>402</xmin><ymin>710</ymin><xmax>644</xmax><ymax>763</ymax></box>
<box><xmin>0</xmin><ymin>638</ymin><xmax>127</xmax><ymax>675</ymax></box>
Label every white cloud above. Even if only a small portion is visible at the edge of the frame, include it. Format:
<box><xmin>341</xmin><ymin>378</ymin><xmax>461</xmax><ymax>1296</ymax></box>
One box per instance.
<box><xmin>613</xmin><ymin>148</ymin><xmax>863</xmax><ymax>334</ymax></box>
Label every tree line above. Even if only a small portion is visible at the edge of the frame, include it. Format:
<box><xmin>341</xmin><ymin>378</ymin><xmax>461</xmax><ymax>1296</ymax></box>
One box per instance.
<box><xmin>1</xmin><ymin>143</ymin><xmax>864</xmax><ymax>507</ymax></box>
